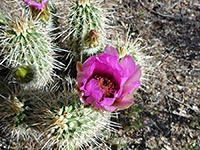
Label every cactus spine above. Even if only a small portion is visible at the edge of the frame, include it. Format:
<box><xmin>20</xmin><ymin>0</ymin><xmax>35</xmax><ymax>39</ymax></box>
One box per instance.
<box><xmin>114</xmin><ymin>32</ymin><xmax>154</xmax><ymax>94</ymax></box>
<box><xmin>0</xmin><ymin>1</ymin><xmax>119</xmax><ymax>149</ymax></box>
<box><xmin>62</xmin><ymin>0</ymin><xmax>106</xmax><ymax>56</ymax></box>
<box><xmin>0</xmin><ymin>10</ymin><xmax>59</xmax><ymax>89</ymax></box>
<box><xmin>0</xmin><ymin>85</ymin><xmax>116</xmax><ymax>149</ymax></box>
<box><xmin>37</xmin><ymin>95</ymin><xmax>113</xmax><ymax>149</ymax></box>
<box><xmin>0</xmin><ymin>85</ymin><xmax>40</xmax><ymax>149</ymax></box>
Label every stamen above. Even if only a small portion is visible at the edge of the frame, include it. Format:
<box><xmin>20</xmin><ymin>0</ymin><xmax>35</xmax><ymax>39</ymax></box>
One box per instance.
<box><xmin>94</xmin><ymin>75</ymin><xmax>118</xmax><ymax>98</ymax></box>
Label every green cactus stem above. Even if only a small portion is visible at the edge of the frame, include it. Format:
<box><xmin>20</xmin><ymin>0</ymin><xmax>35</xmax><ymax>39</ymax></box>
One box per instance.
<box><xmin>61</xmin><ymin>0</ymin><xmax>106</xmax><ymax>56</ymax></box>
<box><xmin>0</xmin><ymin>89</ymin><xmax>40</xmax><ymax>149</ymax></box>
<box><xmin>29</xmin><ymin>91</ymin><xmax>118</xmax><ymax>150</ymax></box>
<box><xmin>0</xmin><ymin>11</ymin><xmax>61</xmax><ymax>89</ymax></box>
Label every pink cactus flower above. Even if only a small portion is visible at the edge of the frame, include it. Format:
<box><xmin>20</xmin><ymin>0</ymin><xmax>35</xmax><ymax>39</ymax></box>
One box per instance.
<box><xmin>77</xmin><ymin>45</ymin><xmax>142</xmax><ymax>112</ymax></box>
<box><xmin>23</xmin><ymin>0</ymin><xmax>48</xmax><ymax>10</ymax></box>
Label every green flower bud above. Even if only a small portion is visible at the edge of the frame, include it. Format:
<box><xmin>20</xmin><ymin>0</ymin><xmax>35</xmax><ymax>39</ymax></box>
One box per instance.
<box><xmin>13</xmin><ymin>65</ymin><xmax>34</xmax><ymax>83</ymax></box>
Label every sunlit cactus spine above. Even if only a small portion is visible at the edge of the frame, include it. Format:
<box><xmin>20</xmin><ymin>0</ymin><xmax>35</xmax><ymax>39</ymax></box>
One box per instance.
<box><xmin>0</xmin><ymin>86</ymin><xmax>40</xmax><ymax>149</ymax></box>
<box><xmin>61</xmin><ymin>0</ymin><xmax>106</xmax><ymax>56</ymax></box>
<box><xmin>0</xmin><ymin>79</ymin><xmax>118</xmax><ymax>149</ymax></box>
<box><xmin>29</xmin><ymin>89</ymin><xmax>118</xmax><ymax>150</ymax></box>
<box><xmin>0</xmin><ymin>12</ymin><xmax>5</xmax><ymax>24</ymax></box>
<box><xmin>0</xmin><ymin>11</ymin><xmax>61</xmax><ymax>89</ymax></box>
<box><xmin>114</xmin><ymin>31</ymin><xmax>154</xmax><ymax>94</ymax></box>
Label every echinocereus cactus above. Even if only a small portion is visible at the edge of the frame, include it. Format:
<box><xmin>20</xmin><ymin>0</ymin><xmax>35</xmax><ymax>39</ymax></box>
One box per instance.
<box><xmin>0</xmin><ymin>11</ymin><xmax>61</xmax><ymax>89</ymax></box>
<box><xmin>10</xmin><ymin>88</ymin><xmax>117</xmax><ymax>150</ymax></box>
<box><xmin>76</xmin><ymin>45</ymin><xmax>142</xmax><ymax>111</ymax></box>
<box><xmin>0</xmin><ymin>1</ymin><xmax>147</xmax><ymax>150</ymax></box>
<box><xmin>114</xmin><ymin>32</ymin><xmax>154</xmax><ymax>93</ymax></box>
<box><xmin>60</xmin><ymin>0</ymin><xmax>106</xmax><ymax>56</ymax></box>
<box><xmin>39</xmin><ymin>100</ymin><xmax>114</xmax><ymax>149</ymax></box>
<box><xmin>0</xmin><ymin>75</ymin><xmax>118</xmax><ymax>150</ymax></box>
<box><xmin>0</xmin><ymin>85</ymin><xmax>40</xmax><ymax>149</ymax></box>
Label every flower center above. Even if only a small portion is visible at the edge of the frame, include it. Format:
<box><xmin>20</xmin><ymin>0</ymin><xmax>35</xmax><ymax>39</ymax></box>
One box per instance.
<box><xmin>95</xmin><ymin>75</ymin><xmax>118</xmax><ymax>98</ymax></box>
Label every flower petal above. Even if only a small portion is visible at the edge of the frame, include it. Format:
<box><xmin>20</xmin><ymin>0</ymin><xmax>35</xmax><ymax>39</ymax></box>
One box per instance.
<box><xmin>112</xmin><ymin>95</ymin><xmax>134</xmax><ymax>110</ymax></box>
<box><xmin>42</xmin><ymin>0</ymin><xmax>48</xmax><ymax>8</ymax></box>
<box><xmin>93</xmin><ymin>55</ymin><xmax>123</xmax><ymax>86</ymax></box>
<box><xmin>103</xmin><ymin>105</ymin><xmax>117</xmax><ymax>112</ymax></box>
<box><xmin>123</xmin><ymin>65</ymin><xmax>141</xmax><ymax>87</ymax></box>
<box><xmin>93</xmin><ymin>61</ymin><xmax>110</xmax><ymax>75</ymax></box>
<box><xmin>77</xmin><ymin>72</ymin><xmax>86</xmax><ymax>88</ymax></box>
<box><xmin>121</xmin><ymin>81</ymin><xmax>141</xmax><ymax>98</ymax></box>
<box><xmin>100</xmin><ymin>97</ymin><xmax>116</xmax><ymax>106</ymax></box>
<box><xmin>76</xmin><ymin>62</ymin><xmax>82</xmax><ymax>72</ymax></box>
<box><xmin>85</xmin><ymin>79</ymin><xmax>103</xmax><ymax>100</ymax></box>
<box><xmin>104</xmin><ymin>45</ymin><xmax>119</xmax><ymax>57</ymax></box>
<box><xmin>78</xmin><ymin>62</ymin><xmax>97</xmax><ymax>89</ymax></box>
<box><xmin>23</xmin><ymin>0</ymin><xmax>43</xmax><ymax>10</ymax></box>
<box><xmin>82</xmin><ymin>56</ymin><xmax>96</xmax><ymax>69</ymax></box>
<box><xmin>120</xmin><ymin>55</ymin><xmax>136</xmax><ymax>77</ymax></box>
<box><xmin>120</xmin><ymin>65</ymin><xmax>141</xmax><ymax>98</ymax></box>
<box><xmin>98</xmin><ymin>53</ymin><xmax>120</xmax><ymax>69</ymax></box>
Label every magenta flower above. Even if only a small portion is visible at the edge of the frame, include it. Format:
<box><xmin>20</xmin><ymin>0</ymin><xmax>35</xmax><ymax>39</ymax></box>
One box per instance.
<box><xmin>77</xmin><ymin>45</ymin><xmax>142</xmax><ymax>112</ymax></box>
<box><xmin>23</xmin><ymin>0</ymin><xmax>48</xmax><ymax>10</ymax></box>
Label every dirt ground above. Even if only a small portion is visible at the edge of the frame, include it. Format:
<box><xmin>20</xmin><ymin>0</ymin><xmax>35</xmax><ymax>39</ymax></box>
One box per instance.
<box><xmin>99</xmin><ymin>0</ymin><xmax>200</xmax><ymax>149</ymax></box>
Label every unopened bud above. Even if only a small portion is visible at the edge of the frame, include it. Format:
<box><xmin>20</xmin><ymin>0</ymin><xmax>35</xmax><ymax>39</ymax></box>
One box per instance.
<box><xmin>13</xmin><ymin>65</ymin><xmax>34</xmax><ymax>83</ymax></box>
<box><xmin>85</xmin><ymin>30</ymin><xmax>100</xmax><ymax>48</ymax></box>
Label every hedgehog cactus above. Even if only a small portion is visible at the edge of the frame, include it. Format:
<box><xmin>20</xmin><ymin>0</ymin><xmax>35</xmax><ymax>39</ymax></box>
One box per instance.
<box><xmin>0</xmin><ymin>11</ymin><xmax>58</xmax><ymax>89</ymax></box>
<box><xmin>0</xmin><ymin>0</ymin><xmax>143</xmax><ymax>150</ymax></box>
<box><xmin>0</xmin><ymin>84</ymin><xmax>116</xmax><ymax>149</ymax></box>
<box><xmin>63</xmin><ymin>0</ymin><xmax>106</xmax><ymax>56</ymax></box>
<box><xmin>0</xmin><ymin>88</ymin><xmax>40</xmax><ymax>149</ymax></box>
<box><xmin>38</xmin><ymin>98</ymin><xmax>113</xmax><ymax>149</ymax></box>
<box><xmin>0</xmin><ymin>94</ymin><xmax>28</xmax><ymax>128</ymax></box>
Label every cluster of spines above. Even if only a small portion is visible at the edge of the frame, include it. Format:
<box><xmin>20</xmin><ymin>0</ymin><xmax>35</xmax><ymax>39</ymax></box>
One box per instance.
<box><xmin>0</xmin><ymin>83</ymin><xmax>117</xmax><ymax>150</ymax></box>
<box><xmin>0</xmin><ymin>83</ymin><xmax>40</xmax><ymax>149</ymax></box>
<box><xmin>38</xmin><ymin>100</ymin><xmax>106</xmax><ymax>149</ymax></box>
<box><xmin>0</xmin><ymin>5</ymin><xmax>62</xmax><ymax>89</ymax></box>
<box><xmin>60</xmin><ymin>0</ymin><xmax>106</xmax><ymax>56</ymax></box>
<box><xmin>0</xmin><ymin>0</ymin><xmax>120</xmax><ymax>150</ymax></box>
<box><xmin>113</xmin><ymin>31</ymin><xmax>155</xmax><ymax>96</ymax></box>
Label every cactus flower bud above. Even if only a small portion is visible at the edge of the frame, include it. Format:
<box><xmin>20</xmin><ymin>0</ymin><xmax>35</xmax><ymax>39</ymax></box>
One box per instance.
<box><xmin>85</xmin><ymin>30</ymin><xmax>100</xmax><ymax>48</ymax></box>
<box><xmin>13</xmin><ymin>65</ymin><xmax>34</xmax><ymax>83</ymax></box>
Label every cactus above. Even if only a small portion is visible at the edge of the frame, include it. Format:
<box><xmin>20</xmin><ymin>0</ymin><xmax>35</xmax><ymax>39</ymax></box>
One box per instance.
<box><xmin>37</xmin><ymin>94</ymin><xmax>114</xmax><ymax>149</ymax></box>
<box><xmin>0</xmin><ymin>12</ymin><xmax>5</xmax><ymax>24</ymax></box>
<box><xmin>60</xmin><ymin>0</ymin><xmax>106</xmax><ymax>56</ymax></box>
<box><xmin>0</xmin><ymin>1</ymin><xmax>133</xmax><ymax>150</ymax></box>
<box><xmin>0</xmin><ymin>10</ymin><xmax>62</xmax><ymax>89</ymax></box>
<box><xmin>114</xmin><ymin>32</ymin><xmax>154</xmax><ymax>93</ymax></box>
<box><xmin>0</xmin><ymin>81</ymin><xmax>118</xmax><ymax>149</ymax></box>
<box><xmin>0</xmin><ymin>85</ymin><xmax>40</xmax><ymax>149</ymax></box>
